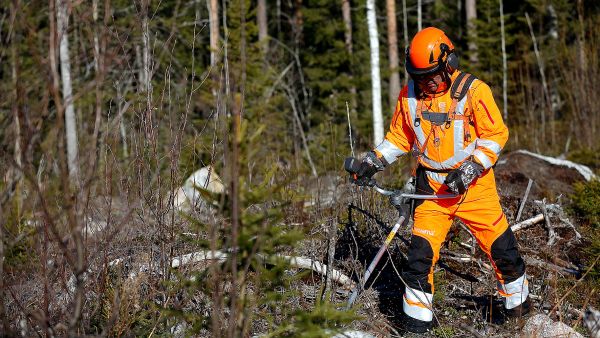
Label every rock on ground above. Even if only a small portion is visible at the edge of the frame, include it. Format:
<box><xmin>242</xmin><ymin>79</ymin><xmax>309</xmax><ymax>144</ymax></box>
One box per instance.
<box><xmin>522</xmin><ymin>314</ymin><xmax>583</xmax><ymax>338</ymax></box>
<box><xmin>331</xmin><ymin>330</ymin><xmax>376</xmax><ymax>338</ymax></box>
<box><xmin>584</xmin><ymin>307</ymin><xmax>600</xmax><ymax>338</ymax></box>
<box><xmin>495</xmin><ymin>150</ymin><xmax>596</xmax><ymax>199</ymax></box>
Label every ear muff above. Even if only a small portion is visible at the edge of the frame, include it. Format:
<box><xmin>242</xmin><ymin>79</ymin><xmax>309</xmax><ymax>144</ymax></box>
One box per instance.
<box><xmin>446</xmin><ymin>52</ymin><xmax>459</xmax><ymax>73</ymax></box>
<box><xmin>440</xmin><ymin>43</ymin><xmax>459</xmax><ymax>74</ymax></box>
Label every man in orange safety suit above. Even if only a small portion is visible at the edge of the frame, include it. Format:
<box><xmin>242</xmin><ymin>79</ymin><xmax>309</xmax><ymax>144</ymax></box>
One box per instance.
<box><xmin>351</xmin><ymin>27</ymin><xmax>530</xmax><ymax>333</ymax></box>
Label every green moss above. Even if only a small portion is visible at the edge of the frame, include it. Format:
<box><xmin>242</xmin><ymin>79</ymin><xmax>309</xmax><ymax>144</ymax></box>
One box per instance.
<box><xmin>433</xmin><ymin>326</ymin><xmax>456</xmax><ymax>337</ymax></box>
<box><xmin>571</xmin><ymin>179</ymin><xmax>600</xmax><ymax>228</ymax></box>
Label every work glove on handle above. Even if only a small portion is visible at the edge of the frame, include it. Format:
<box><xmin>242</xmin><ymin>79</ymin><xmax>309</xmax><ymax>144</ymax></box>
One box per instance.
<box><xmin>344</xmin><ymin>152</ymin><xmax>385</xmax><ymax>186</ymax></box>
<box><xmin>444</xmin><ymin>160</ymin><xmax>484</xmax><ymax>194</ymax></box>
<box><xmin>390</xmin><ymin>192</ymin><xmax>412</xmax><ymax>227</ymax></box>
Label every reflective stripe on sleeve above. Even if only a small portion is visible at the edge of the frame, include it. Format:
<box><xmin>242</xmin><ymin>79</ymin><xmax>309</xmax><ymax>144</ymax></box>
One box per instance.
<box><xmin>403</xmin><ymin>286</ymin><xmax>433</xmax><ymax>322</ymax></box>
<box><xmin>425</xmin><ymin>171</ymin><xmax>447</xmax><ymax>184</ymax></box>
<box><xmin>375</xmin><ymin>140</ymin><xmax>406</xmax><ymax>164</ymax></box>
<box><xmin>477</xmin><ymin>139</ymin><xmax>502</xmax><ymax>156</ymax></box>
<box><xmin>497</xmin><ymin>274</ymin><xmax>529</xmax><ymax>310</ymax></box>
<box><xmin>473</xmin><ymin>149</ymin><xmax>493</xmax><ymax>169</ymax></box>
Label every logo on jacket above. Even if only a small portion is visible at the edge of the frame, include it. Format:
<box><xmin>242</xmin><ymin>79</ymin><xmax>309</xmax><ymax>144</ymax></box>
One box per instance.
<box><xmin>414</xmin><ymin>227</ymin><xmax>435</xmax><ymax>236</ymax></box>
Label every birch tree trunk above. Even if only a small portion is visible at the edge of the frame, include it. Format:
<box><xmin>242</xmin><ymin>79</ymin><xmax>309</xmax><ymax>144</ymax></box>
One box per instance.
<box><xmin>141</xmin><ymin>0</ymin><xmax>151</xmax><ymax>94</ymax></box>
<box><xmin>386</xmin><ymin>0</ymin><xmax>400</xmax><ymax>110</ymax></box>
<box><xmin>500</xmin><ymin>0</ymin><xmax>508</xmax><ymax>120</ymax></box>
<box><xmin>466</xmin><ymin>0</ymin><xmax>478</xmax><ymax>64</ymax></box>
<box><xmin>208</xmin><ymin>0</ymin><xmax>219</xmax><ymax>67</ymax></box>
<box><xmin>257</xmin><ymin>0</ymin><xmax>268</xmax><ymax>56</ymax></box>
<box><xmin>57</xmin><ymin>0</ymin><xmax>79</xmax><ymax>181</ymax></box>
<box><xmin>417</xmin><ymin>0</ymin><xmax>422</xmax><ymax>31</ymax></box>
<box><xmin>342</xmin><ymin>0</ymin><xmax>358</xmax><ymax>114</ymax></box>
<box><xmin>366</xmin><ymin>0</ymin><xmax>384</xmax><ymax>145</ymax></box>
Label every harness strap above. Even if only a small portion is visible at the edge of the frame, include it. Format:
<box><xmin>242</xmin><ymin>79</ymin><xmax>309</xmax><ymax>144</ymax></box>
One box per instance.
<box><xmin>412</xmin><ymin>72</ymin><xmax>478</xmax><ymax>156</ymax></box>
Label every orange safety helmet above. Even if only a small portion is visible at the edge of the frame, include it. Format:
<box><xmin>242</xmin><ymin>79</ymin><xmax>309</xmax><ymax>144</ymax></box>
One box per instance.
<box><xmin>405</xmin><ymin>27</ymin><xmax>458</xmax><ymax>76</ymax></box>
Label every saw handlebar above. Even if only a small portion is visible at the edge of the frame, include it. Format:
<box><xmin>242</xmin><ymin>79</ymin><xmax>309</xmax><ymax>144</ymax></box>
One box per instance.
<box><xmin>344</xmin><ymin>156</ymin><xmax>458</xmax><ymax>202</ymax></box>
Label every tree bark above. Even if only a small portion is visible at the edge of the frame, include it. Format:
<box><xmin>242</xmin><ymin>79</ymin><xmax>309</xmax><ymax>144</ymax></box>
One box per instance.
<box><xmin>257</xmin><ymin>0</ymin><xmax>268</xmax><ymax>56</ymax></box>
<box><xmin>208</xmin><ymin>0</ymin><xmax>219</xmax><ymax>67</ymax></box>
<box><xmin>500</xmin><ymin>0</ymin><xmax>508</xmax><ymax>120</ymax></box>
<box><xmin>386</xmin><ymin>0</ymin><xmax>400</xmax><ymax>111</ymax></box>
<box><xmin>342</xmin><ymin>0</ymin><xmax>357</xmax><ymax>114</ymax></box>
<box><xmin>57</xmin><ymin>0</ymin><xmax>79</xmax><ymax>181</ymax></box>
<box><xmin>402</xmin><ymin>0</ymin><xmax>408</xmax><ymax>84</ymax></box>
<box><xmin>417</xmin><ymin>0</ymin><xmax>422</xmax><ymax>31</ymax></box>
<box><xmin>576</xmin><ymin>0</ymin><xmax>586</xmax><ymax>71</ymax></box>
<box><xmin>466</xmin><ymin>0</ymin><xmax>478</xmax><ymax>64</ymax></box>
<box><xmin>366</xmin><ymin>0</ymin><xmax>384</xmax><ymax>145</ymax></box>
<box><xmin>293</xmin><ymin>0</ymin><xmax>303</xmax><ymax>46</ymax></box>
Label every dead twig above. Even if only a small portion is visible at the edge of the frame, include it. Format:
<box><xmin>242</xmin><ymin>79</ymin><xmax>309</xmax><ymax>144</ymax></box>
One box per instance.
<box><xmin>550</xmin><ymin>255</ymin><xmax>600</xmax><ymax>316</ymax></box>
<box><xmin>537</xmin><ymin>199</ymin><xmax>558</xmax><ymax>246</ymax></box>
<box><xmin>515</xmin><ymin>178</ymin><xmax>533</xmax><ymax>222</ymax></box>
<box><xmin>511</xmin><ymin>214</ymin><xmax>544</xmax><ymax>232</ymax></box>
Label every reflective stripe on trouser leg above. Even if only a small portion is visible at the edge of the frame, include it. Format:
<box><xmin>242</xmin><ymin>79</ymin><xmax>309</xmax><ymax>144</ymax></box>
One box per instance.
<box><xmin>498</xmin><ymin>274</ymin><xmax>529</xmax><ymax>309</ymax></box>
<box><xmin>403</xmin><ymin>286</ymin><xmax>433</xmax><ymax>322</ymax></box>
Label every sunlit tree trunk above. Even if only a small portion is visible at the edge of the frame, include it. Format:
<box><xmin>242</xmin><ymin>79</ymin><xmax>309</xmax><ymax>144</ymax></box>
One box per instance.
<box><xmin>386</xmin><ymin>0</ymin><xmax>400</xmax><ymax>111</ymax></box>
<box><xmin>366</xmin><ymin>0</ymin><xmax>384</xmax><ymax>145</ymax></box>
<box><xmin>417</xmin><ymin>0</ymin><xmax>422</xmax><ymax>31</ymax></box>
<box><xmin>257</xmin><ymin>0</ymin><xmax>268</xmax><ymax>56</ymax></box>
<box><xmin>57</xmin><ymin>0</ymin><xmax>79</xmax><ymax>181</ymax></box>
<box><xmin>208</xmin><ymin>0</ymin><xmax>219</xmax><ymax>67</ymax></box>
<box><xmin>402</xmin><ymin>0</ymin><xmax>408</xmax><ymax>84</ymax></box>
<box><xmin>500</xmin><ymin>0</ymin><xmax>507</xmax><ymax>120</ymax></box>
<box><xmin>141</xmin><ymin>0</ymin><xmax>151</xmax><ymax>93</ymax></box>
<box><xmin>466</xmin><ymin>0</ymin><xmax>478</xmax><ymax>64</ymax></box>
<box><xmin>342</xmin><ymin>0</ymin><xmax>357</xmax><ymax>114</ymax></box>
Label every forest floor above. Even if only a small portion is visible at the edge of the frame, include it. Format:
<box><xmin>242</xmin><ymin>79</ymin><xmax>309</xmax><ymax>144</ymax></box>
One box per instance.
<box><xmin>290</xmin><ymin>152</ymin><xmax>598</xmax><ymax>337</ymax></box>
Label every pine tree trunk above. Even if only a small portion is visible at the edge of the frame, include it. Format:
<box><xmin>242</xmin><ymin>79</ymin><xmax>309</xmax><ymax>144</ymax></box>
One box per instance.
<box><xmin>466</xmin><ymin>0</ymin><xmax>478</xmax><ymax>64</ymax></box>
<box><xmin>208</xmin><ymin>0</ymin><xmax>219</xmax><ymax>66</ymax></box>
<box><xmin>293</xmin><ymin>0</ymin><xmax>303</xmax><ymax>46</ymax></box>
<box><xmin>342</xmin><ymin>0</ymin><xmax>357</xmax><ymax>114</ymax></box>
<box><xmin>366</xmin><ymin>0</ymin><xmax>384</xmax><ymax>145</ymax></box>
<box><xmin>57</xmin><ymin>0</ymin><xmax>79</xmax><ymax>181</ymax></box>
<box><xmin>257</xmin><ymin>0</ymin><xmax>268</xmax><ymax>56</ymax></box>
<box><xmin>386</xmin><ymin>0</ymin><xmax>400</xmax><ymax>111</ymax></box>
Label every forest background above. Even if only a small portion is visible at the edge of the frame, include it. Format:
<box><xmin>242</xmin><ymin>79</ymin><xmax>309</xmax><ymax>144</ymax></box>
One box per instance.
<box><xmin>1</xmin><ymin>0</ymin><xmax>599</xmax><ymax>336</ymax></box>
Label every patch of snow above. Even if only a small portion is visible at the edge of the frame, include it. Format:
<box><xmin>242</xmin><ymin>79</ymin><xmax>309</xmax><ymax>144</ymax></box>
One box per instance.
<box><xmin>515</xmin><ymin>150</ymin><xmax>597</xmax><ymax>181</ymax></box>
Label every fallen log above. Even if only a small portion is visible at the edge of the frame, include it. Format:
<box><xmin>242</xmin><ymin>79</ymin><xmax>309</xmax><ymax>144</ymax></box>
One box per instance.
<box><xmin>110</xmin><ymin>250</ymin><xmax>356</xmax><ymax>288</ymax></box>
<box><xmin>511</xmin><ymin>214</ymin><xmax>544</xmax><ymax>232</ymax></box>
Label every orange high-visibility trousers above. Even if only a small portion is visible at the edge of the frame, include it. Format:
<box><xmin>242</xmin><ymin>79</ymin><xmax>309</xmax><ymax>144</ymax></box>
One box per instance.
<box><xmin>401</xmin><ymin>166</ymin><xmax>528</xmax><ymax>322</ymax></box>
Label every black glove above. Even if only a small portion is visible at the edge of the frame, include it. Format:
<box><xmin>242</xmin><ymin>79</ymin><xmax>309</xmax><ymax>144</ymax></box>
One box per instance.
<box><xmin>444</xmin><ymin>160</ymin><xmax>484</xmax><ymax>194</ymax></box>
<box><xmin>344</xmin><ymin>152</ymin><xmax>385</xmax><ymax>186</ymax></box>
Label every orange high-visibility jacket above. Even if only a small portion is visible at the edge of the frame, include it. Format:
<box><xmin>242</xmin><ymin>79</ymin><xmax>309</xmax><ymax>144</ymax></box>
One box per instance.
<box><xmin>375</xmin><ymin>71</ymin><xmax>508</xmax><ymax>184</ymax></box>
